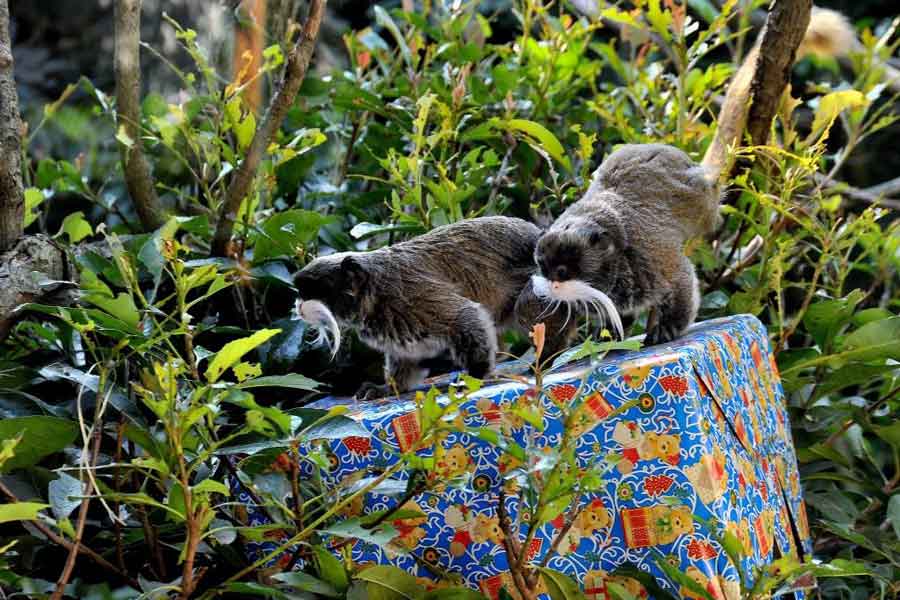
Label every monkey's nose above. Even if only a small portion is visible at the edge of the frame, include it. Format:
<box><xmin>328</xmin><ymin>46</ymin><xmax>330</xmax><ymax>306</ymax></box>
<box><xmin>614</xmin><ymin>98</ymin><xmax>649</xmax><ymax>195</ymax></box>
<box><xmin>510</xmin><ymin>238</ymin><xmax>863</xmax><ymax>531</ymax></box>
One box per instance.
<box><xmin>553</xmin><ymin>265</ymin><xmax>569</xmax><ymax>281</ymax></box>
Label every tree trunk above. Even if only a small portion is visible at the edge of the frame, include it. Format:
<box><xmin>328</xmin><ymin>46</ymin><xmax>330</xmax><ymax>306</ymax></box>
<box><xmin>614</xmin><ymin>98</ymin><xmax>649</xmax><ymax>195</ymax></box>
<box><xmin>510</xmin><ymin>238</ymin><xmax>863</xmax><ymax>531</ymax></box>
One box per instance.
<box><xmin>115</xmin><ymin>0</ymin><xmax>166</xmax><ymax>231</ymax></box>
<box><xmin>0</xmin><ymin>0</ymin><xmax>24</xmax><ymax>253</ymax></box>
<box><xmin>210</xmin><ymin>0</ymin><xmax>326</xmax><ymax>257</ymax></box>
<box><xmin>745</xmin><ymin>0</ymin><xmax>812</xmax><ymax>147</ymax></box>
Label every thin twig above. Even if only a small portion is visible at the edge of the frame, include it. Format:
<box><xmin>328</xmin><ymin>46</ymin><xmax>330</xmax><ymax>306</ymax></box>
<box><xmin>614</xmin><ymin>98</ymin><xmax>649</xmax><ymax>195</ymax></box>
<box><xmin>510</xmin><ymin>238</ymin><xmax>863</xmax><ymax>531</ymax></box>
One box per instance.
<box><xmin>824</xmin><ymin>386</ymin><xmax>900</xmax><ymax>448</ymax></box>
<box><xmin>0</xmin><ymin>480</ymin><xmax>140</xmax><ymax>589</ymax></box>
<box><xmin>813</xmin><ymin>173</ymin><xmax>900</xmax><ymax>211</ymax></box>
<box><xmin>50</xmin><ymin>425</ymin><xmax>103</xmax><ymax>600</ymax></box>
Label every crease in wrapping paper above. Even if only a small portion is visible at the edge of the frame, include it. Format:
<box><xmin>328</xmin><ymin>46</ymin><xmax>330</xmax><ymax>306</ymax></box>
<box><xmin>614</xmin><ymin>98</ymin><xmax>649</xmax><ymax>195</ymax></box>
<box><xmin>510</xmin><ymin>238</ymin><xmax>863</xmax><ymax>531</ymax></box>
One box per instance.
<box><xmin>234</xmin><ymin>315</ymin><xmax>814</xmax><ymax>599</ymax></box>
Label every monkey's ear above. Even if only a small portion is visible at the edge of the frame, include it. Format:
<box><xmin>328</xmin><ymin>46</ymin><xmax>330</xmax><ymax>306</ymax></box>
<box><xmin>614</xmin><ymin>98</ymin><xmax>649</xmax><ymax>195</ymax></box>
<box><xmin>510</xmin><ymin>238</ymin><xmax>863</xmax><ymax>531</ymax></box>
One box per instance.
<box><xmin>341</xmin><ymin>256</ymin><xmax>369</xmax><ymax>294</ymax></box>
<box><xmin>589</xmin><ymin>229</ymin><xmax>615</xmax><ymax>253</ymax></box>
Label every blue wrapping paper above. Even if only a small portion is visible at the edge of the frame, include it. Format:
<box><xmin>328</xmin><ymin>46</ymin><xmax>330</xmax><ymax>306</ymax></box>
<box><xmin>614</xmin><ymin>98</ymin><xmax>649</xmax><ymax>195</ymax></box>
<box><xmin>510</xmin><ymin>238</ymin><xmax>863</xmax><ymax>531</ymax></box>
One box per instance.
<box><xmin>236</xmin><ymin>314</ymin><xmax>813</xmax><ymax>599</ymax></box>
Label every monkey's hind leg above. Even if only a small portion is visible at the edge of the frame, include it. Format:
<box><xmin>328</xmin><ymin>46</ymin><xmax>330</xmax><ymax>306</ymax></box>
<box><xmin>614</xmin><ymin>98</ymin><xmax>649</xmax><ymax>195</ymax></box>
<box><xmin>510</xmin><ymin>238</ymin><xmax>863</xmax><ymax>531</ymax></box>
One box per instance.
<box><xmin>645</xmin><ymin>257</ymin><xmax>700</xmax><ymax>345</ymax></box>
<box><xmin>450</xmin><ymin>300</ymin><xmax>498</xmax><ymax>381</ymax></box>
<box><xmin>514</xmin><ymin>279</ymin><xmax>578</xmax><ymax>358</ymax></box>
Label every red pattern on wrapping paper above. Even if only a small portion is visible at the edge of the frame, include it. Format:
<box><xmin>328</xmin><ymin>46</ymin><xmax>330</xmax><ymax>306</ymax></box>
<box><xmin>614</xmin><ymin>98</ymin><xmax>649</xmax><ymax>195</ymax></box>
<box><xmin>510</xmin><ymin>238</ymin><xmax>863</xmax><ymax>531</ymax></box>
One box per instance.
<box><xmin>526</xmin><ymin>538</ymin><xmax>543</xmax><ymax>561</ymax></box>
<box><xmin>391</xmin><ymin>412</ymin><xmax>421</xmax><ymax>452</ymax></box>
<box><xmin>584</xmin><ymin>392</ymin><xmax>613</xmax><ymax>419</ymax></box>
<box><xmin>551</xmin><ymin>514</ymin><xmax>565</xmax><ymax>529</ymax></box>
<box><xmin>479</xmin><ymin>573</ymin><xmax>513</xmax><ymax>600</ymax></box>
<box><xmin>342</xmin><ymin>436</ymin><xmax>371</xmax><ymax>455</ymax></box>
<box><xmin>643</xmin><ymin>474</ymin><xmax>675</xmax><ymax>496</ymax></box>
<box><xmin>659</xmin><ymin>375</ymin><xmax>689</xmax><ymax>395</ymax></box>
<box><xmin>452</xmin><ymin>530</ymin><xmax>473</xmax><ymax>547</ymax></box>
<box><xmin>550</xmin><ymin>384</ymin><xmax>578</xmax><ymax>404</ymax></box>
<box><xmin>622</xmin><ymin>447</ymin><xmax>640</xmax><ymax>464</ymax></box>
<box><xmin>687</xmin><ymin>538</ymin><xmax>719</xmax><ymax>560</ymax></box>
<box><xmin>620</xmin><ymin>507</ymin><xmax>652</xmax><ymax>548</ymax></box>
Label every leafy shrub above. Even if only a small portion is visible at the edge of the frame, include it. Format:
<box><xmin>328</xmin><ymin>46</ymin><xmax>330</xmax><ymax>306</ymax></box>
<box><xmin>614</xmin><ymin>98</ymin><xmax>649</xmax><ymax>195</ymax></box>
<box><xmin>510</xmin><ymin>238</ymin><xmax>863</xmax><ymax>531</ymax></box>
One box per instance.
<box><xmin>1</xmin><ymin>0</ymin><xmax>898</xmax><ymax>598</ymax></box>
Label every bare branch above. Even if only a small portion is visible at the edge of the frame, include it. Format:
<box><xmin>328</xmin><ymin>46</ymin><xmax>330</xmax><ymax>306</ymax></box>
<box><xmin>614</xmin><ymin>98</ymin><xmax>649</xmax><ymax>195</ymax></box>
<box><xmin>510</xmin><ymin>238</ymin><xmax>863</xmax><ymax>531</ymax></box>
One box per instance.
<box><xmin>115</xmin><ymin>0</ymin><xmax>166</xmax><ymax>231</ymax></box>
<box><xmin>0</xmin><ymin>0</ymin><xmax>24</xmax><ymax>252</ymax></box>
<box><xmin>0</xmin><ymin>478</ymin><xmax>140</xmax><ymax>590</ymax></box>
<box><xmin>745</xmin><ymin>0</ymin><xmax>813</xmax><ymax>146</ymax></box>
<box><xmin>210</xmin><ymin>0</ymin><xmax>327</xmax><ymax>257</ymax></box>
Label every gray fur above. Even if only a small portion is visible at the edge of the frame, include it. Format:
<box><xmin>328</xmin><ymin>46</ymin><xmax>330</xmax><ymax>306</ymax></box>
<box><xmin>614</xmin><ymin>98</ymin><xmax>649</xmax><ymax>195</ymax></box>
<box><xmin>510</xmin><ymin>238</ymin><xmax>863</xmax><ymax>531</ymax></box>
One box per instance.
<box><xmin>294</xmin><ymin>216</ymin><xmax>567</xmax><ymax>394</ymax></box>
<box><xmin>534</xmin><ymin>144</ymin><xmax>720</xmax><ymax>345</ymax></box>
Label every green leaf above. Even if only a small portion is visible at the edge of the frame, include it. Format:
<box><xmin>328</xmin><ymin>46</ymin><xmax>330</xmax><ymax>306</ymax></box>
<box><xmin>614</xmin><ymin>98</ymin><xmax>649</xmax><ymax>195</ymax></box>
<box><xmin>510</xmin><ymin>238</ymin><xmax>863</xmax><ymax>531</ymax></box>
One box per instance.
<box><xmin>0</xmin><ymin>417</ymin><xmax>78</xmax><ymax>472</ymax></box>
<box><xmin>373</xmin><ymin>6</ymin><xmax>412</xmax><ymax>68</ymax></box>
<box><xmin>49</xmin><ymin>473</ymin><xmax>83</xmax><ymax>520</ymax></box>
<box><xmin>253</xmin><ymin>209</ymin><xmax>333</xmax><ymax>264</ymax></box>
<box><xmin>503</xmin><ymin>119</ymin><xmax>571</xmax><ymax>171</ymax></box>
<box><xmin>0</xmin><ymin>502</ymin><xmax>50</xmax><ymax>523</ymax></box>
<box><xmin>783</xmin><ymin>316</ymin><xmax>900</xmax><ymax>375</ymax></box>
<box><xmin>237</xmin><ymin>374</ymin><xmax>322</xmax><ymax>392</ymax></box>
<box><xmin>320</xmin><ymin>517</ymin><xmax>398</xmax><ymax>549</ymax></box>
<box><xmin>807</xmin><ymin>90</ymin><xmax>868</xmax><ymax>143</ymax></box>
<box><xmin>838</xmin><ymin>317</ymin><xmax>900</xmax><ymax>363</ymax></box>
<box><xmin>312</xmin><ymin>545</ymin><xmax>350</xmax><ymax>593</ymax></box>
<box><xmin>552</xmin><ymin>339</ymin><xmax>642</xmax><ymax>370</ymax></box>
<box><xmin>224</xmin><ymin>582</ymin><xmax>290</xmax><ymax>599</ymax></box>
<box><xmin>537</xmin><ymin>567</ymin><xmax>586</xmax><ymax>600</ymax></box>
<box><xmin>349</xmin><ymin>221</ymin><xmax>425</xmax><ymax>240</ymax></box>
<box><xmin>205</xmin><ymin>329</ymin><xmax>281</xmax><ymax>382</ymax></box>
<box><xmin>193</xmin><ymin>479</ymin><xmax>230</xmax><ymax>497</ymax></box>
<box><xmin>887</xmin><ymin>495</ymin><xmax>900</xmax><ymax>540</ymax></box>
<box><xmin>803</xmin><ymin>290</ymin><xmax>864</xmax><ymax>348</ymax></box>
<box><xmin>272</xmin><ymin>572</ymin><xmax>341</xmax><ymax>597</ymax></box>
<box><xmin>651</xmin><ymin>551</ymin><xmax>715</xmax><ymax>600</ymax></box>
<box><xmin>23</xmin><ymin>188</ymin><xmax>45</xmax><ymax>228</ymax></box>
<box><xmin>424</xmin><ymin>590</ymin><xmax>489</xmax><ymax>600</ymax></box>
<box><xmin>808</xmin><ymin>558</ymin><xmax>880</xmax><ymax>578</ymax></box>
<box><xmin>234</xmin><ymin>112</ymin><xmax>256</xmax><ymax>151</ymax></box>
<box><xmin>354</xmin><ymin>564</ymin><xmax>423</xmax><ymax>600</ymax></box>
<box><xmin>56</xmin><ymin>211</ymin><xmax>93</xmax><ymax>243</ymax></box>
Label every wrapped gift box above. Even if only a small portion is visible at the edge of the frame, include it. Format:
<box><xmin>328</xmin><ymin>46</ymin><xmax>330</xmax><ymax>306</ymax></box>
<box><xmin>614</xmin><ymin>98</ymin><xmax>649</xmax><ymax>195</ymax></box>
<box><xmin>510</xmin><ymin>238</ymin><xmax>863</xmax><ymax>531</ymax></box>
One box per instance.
<box><xmin>237</xmin><ymin>314</ymin><xmax>813</xmax><ymax>599</ymax></box>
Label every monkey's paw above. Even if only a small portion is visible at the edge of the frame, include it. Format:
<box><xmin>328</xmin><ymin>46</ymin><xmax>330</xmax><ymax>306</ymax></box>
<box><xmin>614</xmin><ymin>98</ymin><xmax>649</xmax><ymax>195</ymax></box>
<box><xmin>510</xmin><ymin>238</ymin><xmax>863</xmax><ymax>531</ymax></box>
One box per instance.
<box><xmin>354</xmin><ymin>382</ymin><xmax>390</xmax><ymax>401</ymax></box>
<box><xmin>645</xmin><ymin>321</ymin><xmax>683</xmax><ymax>346</ymax></box>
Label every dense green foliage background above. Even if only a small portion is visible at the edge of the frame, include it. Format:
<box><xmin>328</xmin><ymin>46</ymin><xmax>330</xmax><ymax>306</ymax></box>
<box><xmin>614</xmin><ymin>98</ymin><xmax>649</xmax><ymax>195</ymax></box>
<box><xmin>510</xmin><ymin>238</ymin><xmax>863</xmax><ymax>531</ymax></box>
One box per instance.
<box><xmin>0</xmin><ymin>1</ymin><xmax>898</xmax><ymax>598</ymax></box>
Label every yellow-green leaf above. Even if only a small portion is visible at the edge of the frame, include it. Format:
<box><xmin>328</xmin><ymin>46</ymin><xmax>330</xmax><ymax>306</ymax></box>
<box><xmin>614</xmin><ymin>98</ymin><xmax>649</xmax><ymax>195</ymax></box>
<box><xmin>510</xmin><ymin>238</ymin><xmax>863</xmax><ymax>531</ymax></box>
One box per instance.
<box><xmin>807</xmin><ymin>90</ymin><xmax>868</xmax><ymax>143</ymax></box>
<box><xmin>504</xmin><ymin>119</ymin><xmax>571</xmax><ymax>171</ymax></box>
<box><xmin>57</xmin><ymin>211</ymin><xmax>93</xmax><ymax>243</ymax></box>
<box><xmin>23</xmin><ymin>188</ymin><xmax>45</xmax><ymax>228</ymax></box>
<box><xmin>235</xmin><ymin>112</ymin><xmax>256</xmax><ymax>151</ymax></box>
<box><xmin>233</xmin><ymin>361</ymin><xmax>262</xmax><ymax>382</ymax></box>
<box><xmin>205</xmin><ymin>329</ymin><xmax>281</xmax><ymax>382</ymax></box>
<box><xmin>0</xmin><ymin>502</ymin><xmax>49</xmax><ymax>524</ymax></box>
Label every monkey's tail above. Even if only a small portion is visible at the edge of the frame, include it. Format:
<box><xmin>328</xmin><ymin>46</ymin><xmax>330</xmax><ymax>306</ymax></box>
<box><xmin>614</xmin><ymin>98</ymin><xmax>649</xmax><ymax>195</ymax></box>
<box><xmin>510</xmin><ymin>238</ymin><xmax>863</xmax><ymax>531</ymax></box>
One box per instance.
<box><xmin>701</xmin><ymin>6</ymin><xmax>896</xmax><ymax>183</ymax></box>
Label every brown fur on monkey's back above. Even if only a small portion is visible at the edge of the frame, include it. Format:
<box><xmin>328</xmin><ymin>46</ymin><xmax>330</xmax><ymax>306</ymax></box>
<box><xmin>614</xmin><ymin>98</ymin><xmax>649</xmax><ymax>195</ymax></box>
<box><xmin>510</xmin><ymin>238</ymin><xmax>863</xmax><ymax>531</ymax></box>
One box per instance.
<box><xmin>361</xmin><ymin>216</ymin><xmax>540</xmax><ymax>320</ymax></box>
<box><xmin>594</xmin><ymin>143</ymin><xmax>720</xmax><ymax>240</ymax></box>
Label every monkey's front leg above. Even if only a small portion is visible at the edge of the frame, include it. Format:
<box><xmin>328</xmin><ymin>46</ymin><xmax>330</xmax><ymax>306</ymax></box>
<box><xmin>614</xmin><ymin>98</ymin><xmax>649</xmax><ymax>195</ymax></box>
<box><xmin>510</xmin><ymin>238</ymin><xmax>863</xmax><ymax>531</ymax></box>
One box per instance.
<box><xmin>450</xmin><ymin>301</ymin><xmax>498</xmax><ymax>380</ymax></box>
<box><xmin>355</xmin><ymin>355</ymin><xmax>428</xmax><ymax>400</ymax></box>
<box><xmin>644</xmin><ymin>257</ymin><xmax>700</xmax><ymax>345</ymax></box>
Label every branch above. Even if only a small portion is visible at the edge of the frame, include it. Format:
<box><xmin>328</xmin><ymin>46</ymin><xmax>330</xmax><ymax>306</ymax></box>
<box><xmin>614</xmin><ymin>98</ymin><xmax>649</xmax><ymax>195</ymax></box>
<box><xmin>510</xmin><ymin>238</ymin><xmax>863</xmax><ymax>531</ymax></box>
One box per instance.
<box><xmin>745</xmin><ymin>0</ymin><xmax>813</xmax><ymax>147</ymax></box>
<box><xmin>813</xmin><ymin>173</ymin><xmax>900</xmax><ymax>211</ymax></box>
<box><xmin>0</xmin><ymin>0</ymin><xmax>24</xmax><ymax>252</ymax></box>
<box><xmin>210</xmin><ymin>0</ymin><xmax>327</xmax><ymax>257</ymax></box>
<box><xmin>0</xmin><ymin>479</ymin><xmax>140</xmax><ymax>590</ymax></box>
<box><xmin>115</xmin><ymin>0</ymin><xmax>166</xmax><ymax>231</ymax></box>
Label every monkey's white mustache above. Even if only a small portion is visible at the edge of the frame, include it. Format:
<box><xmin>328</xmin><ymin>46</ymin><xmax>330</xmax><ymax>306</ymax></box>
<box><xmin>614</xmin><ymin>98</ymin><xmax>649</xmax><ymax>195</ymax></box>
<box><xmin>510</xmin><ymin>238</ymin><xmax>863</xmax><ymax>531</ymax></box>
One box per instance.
<box><xmin>531</xmin><ymin>275</ymin><xmax>624</xmax><ymax>340</ymax></box>
<box><xmin>293</xmin><ymin>299</ymin><xmax>341</xmax><ymax>360</ymax></box>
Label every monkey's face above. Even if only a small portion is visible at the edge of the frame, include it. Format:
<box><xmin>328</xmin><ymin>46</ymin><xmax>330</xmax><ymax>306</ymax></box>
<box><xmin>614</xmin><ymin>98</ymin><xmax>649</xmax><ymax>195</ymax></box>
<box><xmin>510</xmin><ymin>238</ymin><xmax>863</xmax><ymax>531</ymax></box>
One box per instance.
<box><xmin>534</xmin><ymin>226</ymin><xmax>617</xmax><ymax>287</ymax></box>
<box><xmin>531</xmin><ymin>220</ymin><xmax>625</xmax><ymax>339</ymax></box>
<box><xmin>293</xmin><ymin>253</ymin><xmax>369</xmax><ymax>321</ymax></box>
